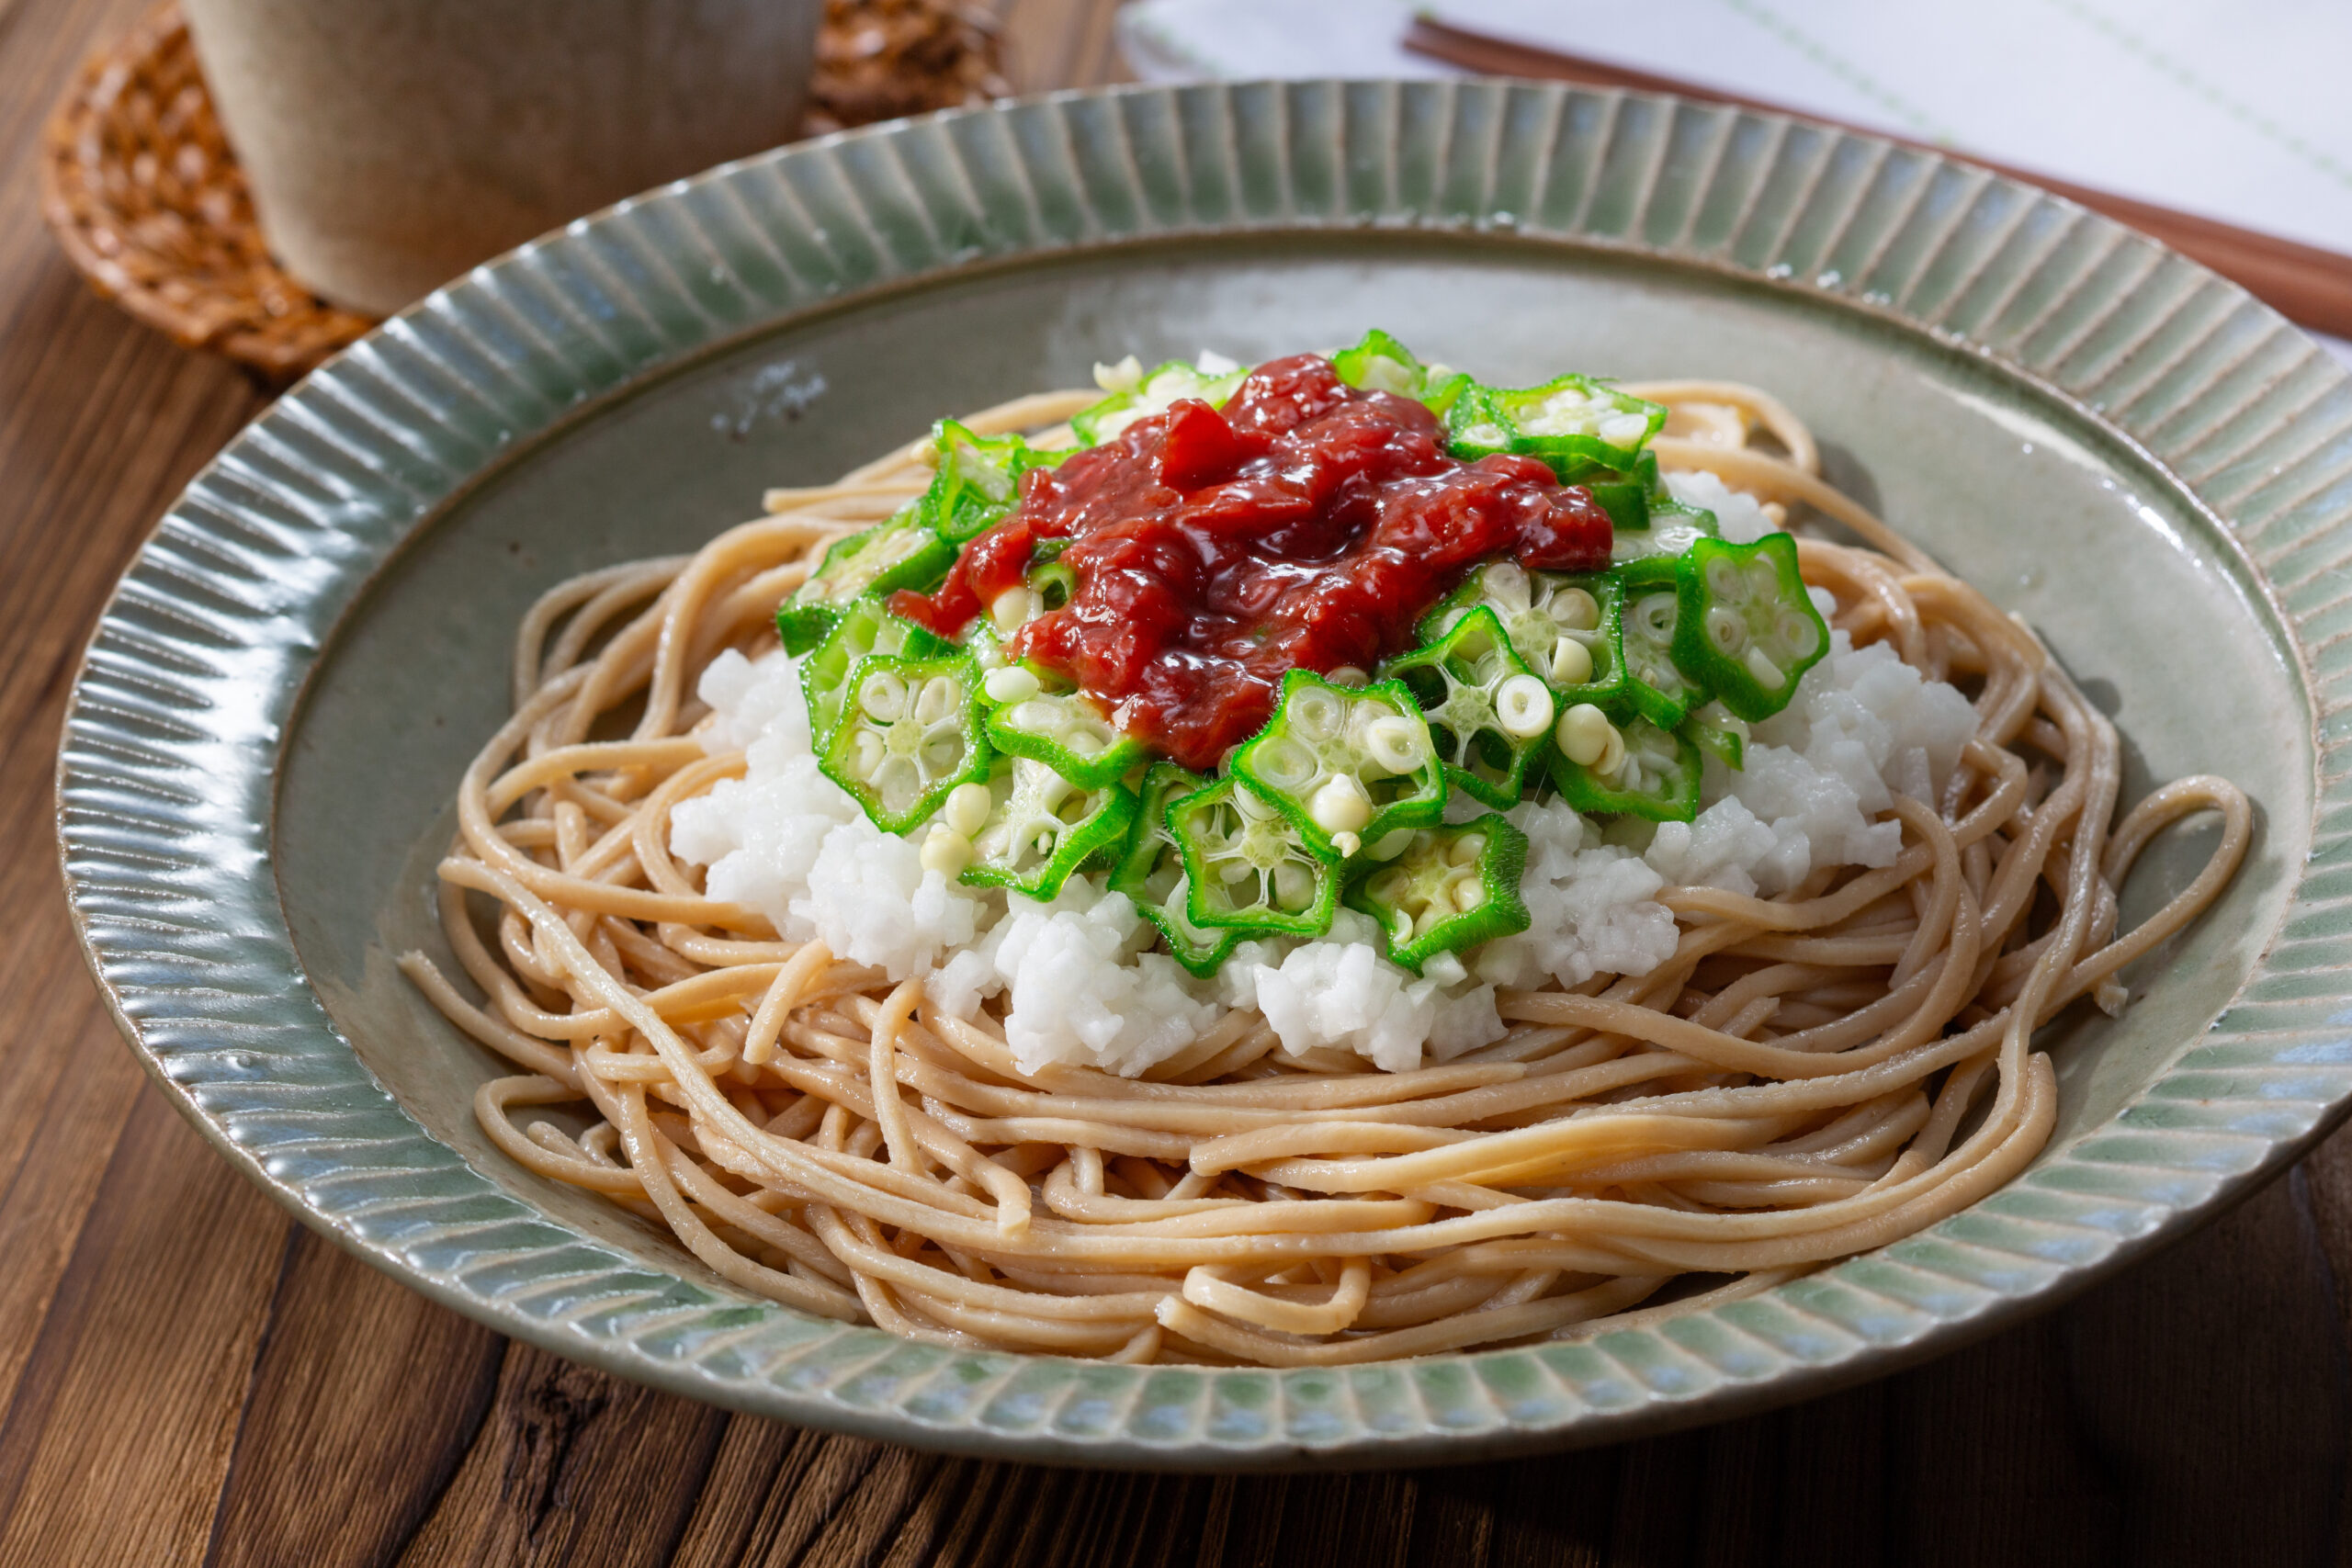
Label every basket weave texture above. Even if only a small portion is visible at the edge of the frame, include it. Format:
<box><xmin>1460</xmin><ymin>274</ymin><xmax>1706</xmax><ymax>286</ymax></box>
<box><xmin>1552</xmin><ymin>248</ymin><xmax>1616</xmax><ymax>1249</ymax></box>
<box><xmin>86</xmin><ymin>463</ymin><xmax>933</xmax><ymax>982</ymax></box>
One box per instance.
<box><xmin>40</xmin><ymin>1</ymin><xmax>1009</xmax><ymax>380</ymax></box>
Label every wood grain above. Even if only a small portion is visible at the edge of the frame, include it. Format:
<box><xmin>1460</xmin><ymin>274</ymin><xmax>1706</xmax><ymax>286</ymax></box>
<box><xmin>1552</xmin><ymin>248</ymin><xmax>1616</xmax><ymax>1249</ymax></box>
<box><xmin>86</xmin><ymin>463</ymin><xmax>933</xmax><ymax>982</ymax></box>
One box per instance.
<box><xmin>206</xmin><ymin>1232</ymin><xmax>506</xmax><ymax>1568</ymax></box>
<box><xmin>0</xmin><ymin>1</ymin><xmax>2346</xmax><ymax>1564</ymax></box>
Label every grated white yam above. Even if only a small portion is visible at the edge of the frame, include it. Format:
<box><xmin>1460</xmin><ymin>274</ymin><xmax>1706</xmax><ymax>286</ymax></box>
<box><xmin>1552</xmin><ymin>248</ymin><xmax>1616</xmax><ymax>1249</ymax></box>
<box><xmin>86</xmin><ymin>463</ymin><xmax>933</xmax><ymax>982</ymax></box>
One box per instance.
<box><xmin>1474</xmin><ymin>798</ymin><xmax>1679</xmax><ymax>992</ymax></box>
<box><xmin>673</xmin><ymin>649</ymin><xmax>973</xmax><ymax>980</ymax></box>
<box><xmin>1700</xmin><ymin>630</ymin><xmax>1981</xmax><ymax>894</ymax></box>
<box><xmin>935</xmin><ymin>875</ymin><xmax>1218</xmax><ymax>1078</ymax></box>
<box><xmin>1666</xmin><ymin>468</ymin><xmax>1777</xmax><ymax>544</ymax></box>
<box><xmin>1244</xmin><ymin>910</ymin><xmax>1505</xmax><ymax>1073</ymax></box>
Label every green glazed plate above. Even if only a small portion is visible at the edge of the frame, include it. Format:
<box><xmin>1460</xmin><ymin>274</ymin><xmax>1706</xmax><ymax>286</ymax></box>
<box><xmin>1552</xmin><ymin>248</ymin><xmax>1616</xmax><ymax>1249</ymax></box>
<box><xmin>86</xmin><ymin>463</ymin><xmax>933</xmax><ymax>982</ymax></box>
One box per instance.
<box><xmin>58</xmin><ymin>81</ymin><xmax>2352</xmax><ymax>1468</ymax></box>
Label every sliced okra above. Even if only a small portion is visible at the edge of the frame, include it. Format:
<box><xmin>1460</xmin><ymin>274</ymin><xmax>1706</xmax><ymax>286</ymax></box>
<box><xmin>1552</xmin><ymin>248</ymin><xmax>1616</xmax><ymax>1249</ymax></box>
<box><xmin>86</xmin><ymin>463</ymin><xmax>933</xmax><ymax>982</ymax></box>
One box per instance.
<box><xmin>1670</xmin><ymin>533</ymin><xmax>1829</xmax><ymax>722</ymax></box>
<box><xmin>1227</xmin><ymin>670</ymin><xmax>1446</xmax><ymax>861</ymax></box>
<box><xmin>775</xmin><ymin>506</ymin><xmax>955</xmax><ymax>655</ymax></box>
<box><xmin>957</xmin><ymin>756</ymin><xmax>1137</xmax><ymax>901</ymax></box>
<box><xmin>1380</xmin><ymin>606</ymin><xmax>1555</xmax><ymax>809</ymax></box>
<box><xmin>818</xmin><ymin>653</ymin><xmax>991</xmax><ymax>834</ymax></box>
<box><xmin>1346</xmin><ymin>816</ymin><xmax>1531</xmax><ymax>974</ymax></box>
<box><xmin>1167</xmin><ymin>773</ymin><xmax>1340</xmax><ymax>939</ymax></box>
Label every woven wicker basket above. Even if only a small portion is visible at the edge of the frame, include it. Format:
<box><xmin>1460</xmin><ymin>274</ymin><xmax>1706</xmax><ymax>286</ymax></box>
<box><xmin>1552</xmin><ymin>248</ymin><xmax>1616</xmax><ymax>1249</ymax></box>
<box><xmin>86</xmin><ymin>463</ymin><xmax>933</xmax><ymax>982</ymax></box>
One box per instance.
<box><xmin>40</xmin><ymin>1</ymin><xmax>1008</xmax><ymax>381</ymax></box>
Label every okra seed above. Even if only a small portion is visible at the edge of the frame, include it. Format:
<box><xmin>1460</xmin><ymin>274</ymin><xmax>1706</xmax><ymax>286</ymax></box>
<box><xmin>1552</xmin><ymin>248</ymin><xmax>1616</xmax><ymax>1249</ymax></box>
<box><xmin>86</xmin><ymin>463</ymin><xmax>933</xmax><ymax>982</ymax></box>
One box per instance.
<box><xmin>1555</xmin><ymin>703</ymin><xmax>1613</xmax><ymax>768</ymax></box>
<box><xmin>1365</xmin><ymin>829</ymin><xmax>1415</xmax><ymax>862</ymax></box>
<box><xmin>850</xmin><ymin>728</ymin><xmax>886</xmax><ymax>774</ymax></box>
<box><xmin>1744</xmin><ymin>647</ymin><xmax>1787</xmax><ymax>689</ymax></box>
<box><xmin>860</xmin><ymin>671</ymin><xmax>909</xmax><ymax>722</ymax></box>
<box><xmin>1331</xmin><ymin>830</ymin><xmax>1363</xmax><ymax>858</ymax></box>
<box><xmin>1364</xmin><ymin>716</ymin><xmax>1427</xmax><ymax>774</ymax></box>
<box><xmin>1778</xmin><ymin>611</ymin><xmax>1821</xmax><ymax>658</ymax></box>
<box><xmin>984</xmin><ymin>665</ymin><xmax>1041</xmax><ymax>705</ymax></box>
<box><xmin>1309</xmin><ymin>773</ymin><xmax>1374</xmax><ymax>836</ymax></box>
<box><xmin>943</xmin><ymin>782</ymin><xmax>992</xmax><ymax>839</ymax></box>
<box><xmin>1706</xmin><ymin>557</ymin><xmax>1741</xmax><ymax>599</ymax></box>
<box><xmin>1256</xmin><ymin>737</ymin><xmax>1317</xmax><ymax>792</ymax></box>
<box><xmin>1549</xmin><ymin>635</ymin><xmax>1593</xmax><ymax>687</ymax></box>
<box><xmin>1746</xmin><ymin>558</ymin><xmax>1781</xmax><ymax>598</ymax></box>
<box><xmin>1595</xmin><ymin>724</ymin><xmax>1626</xmax><ymax>777</ymax></box>
<box><xmin>916</xmin><ymin>676</ymin><xmax>960</xmax><ymax>726</ymax></box>
<box><xmin>989</xmin><ymin>587</ymin><xmax>1039</xmax><ymax>633</ymax></box>
<box><xmin>1292</xmin><ymin>686</ymin><xmax>1345</xmax><ymax>741</ymax></box>
<box><xmin>1552</xmin><ymin>587</ymin><xmax>1600</xmax><ymax>632</ymax></box>
<box><xmin>1707</xmin><ymin>605</ymin><xmax>1747</xmax><ymax>655</ymax></box>
<box><xmin>1327</xmin><ymin>665</ymin><xmax>1370</xmax><ymax>688</ymax></box>
<box><xmin>1448</xmin><ymin>833</ymin><xmax>1485</xmax><ymax>866</ymax></box>
<box><xmin>1600</xmin><ymin>412</ymin><xmax>1648</xmax><ymax>446</ymax></box>
<box><xmin>1451</xmin><ymin>874</ymin><xmax>1486</xmax><ymax>912</ymax></box>
<box><xmin>1496</xmin><ymin>674</ymin><xmax>1555</xmax><ymax>739</ymax></box>
<box><xmin>918</xmin><ymin>823</ymin><xmax>972</xmax><ymax>877</ymax></box>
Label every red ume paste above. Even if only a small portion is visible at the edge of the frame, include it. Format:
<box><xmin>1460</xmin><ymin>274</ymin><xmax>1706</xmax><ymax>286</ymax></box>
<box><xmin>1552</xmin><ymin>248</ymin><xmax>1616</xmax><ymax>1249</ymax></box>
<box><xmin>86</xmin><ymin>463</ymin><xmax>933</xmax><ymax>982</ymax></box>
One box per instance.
<box><xmin>893</xmin><ymin>354</ymin><xmax>1611</xmax><ymax>771</ymax></box>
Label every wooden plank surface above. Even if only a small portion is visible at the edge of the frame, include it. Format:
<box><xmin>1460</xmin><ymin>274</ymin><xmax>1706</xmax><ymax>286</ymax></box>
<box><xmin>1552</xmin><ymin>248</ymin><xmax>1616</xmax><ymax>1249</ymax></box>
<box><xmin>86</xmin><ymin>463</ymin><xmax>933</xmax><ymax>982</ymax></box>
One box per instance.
<box><xmin>0</xmin><ymin>1</ymin><xmax>2346</xmax><ymax>1562</ymax></box>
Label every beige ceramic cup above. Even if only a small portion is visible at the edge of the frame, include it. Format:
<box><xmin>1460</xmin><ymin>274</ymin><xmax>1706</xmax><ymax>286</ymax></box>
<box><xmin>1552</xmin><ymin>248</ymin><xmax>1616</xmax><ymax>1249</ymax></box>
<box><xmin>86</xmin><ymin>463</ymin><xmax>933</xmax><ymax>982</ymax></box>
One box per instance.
<box><xmin>182</xmin><ymin>0</ymin><xmax>820</xmax><ymax>316</ymax></box>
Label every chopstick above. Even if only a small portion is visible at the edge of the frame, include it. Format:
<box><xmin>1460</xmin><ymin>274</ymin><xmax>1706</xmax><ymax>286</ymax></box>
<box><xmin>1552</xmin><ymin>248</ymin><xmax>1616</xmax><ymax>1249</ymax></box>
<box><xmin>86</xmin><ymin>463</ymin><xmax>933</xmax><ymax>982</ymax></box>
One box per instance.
<box><xmin>1404</xmin><ymin>17</ymin><xmax>2352</xmax><ymax>339</ymax></box>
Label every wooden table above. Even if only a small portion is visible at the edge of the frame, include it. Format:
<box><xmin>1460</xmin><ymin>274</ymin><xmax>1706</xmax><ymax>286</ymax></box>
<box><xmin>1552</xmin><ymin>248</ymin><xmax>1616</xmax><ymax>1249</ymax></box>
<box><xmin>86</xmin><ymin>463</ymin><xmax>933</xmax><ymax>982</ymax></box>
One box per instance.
<box><xmin>1</xmin><ymin>1</ymin><xmax>2347</xmax><ymax>1562</ymax></box>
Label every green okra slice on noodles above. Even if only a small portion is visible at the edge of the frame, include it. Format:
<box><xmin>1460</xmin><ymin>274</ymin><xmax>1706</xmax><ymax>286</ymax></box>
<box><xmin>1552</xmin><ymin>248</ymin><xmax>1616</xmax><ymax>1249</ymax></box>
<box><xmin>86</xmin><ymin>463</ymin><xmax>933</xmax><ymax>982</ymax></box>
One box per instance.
<box><xmin>1227</xmin><ymin>670</ymin><xmax>1445</xmax><ymax>861</ymax></box>
<box><xmin>1614</xmin><ymin>556</ymin><xmax>1702</xmax><ymax>730</ymax></box>
<box><xmin>957</xmin><ymin>755</ymin><xmax>1137</xmax><ymax>901</ymax></box>
<box><xmin>976</xmin><ymin>662</ymin><xmax>1146</xmax><ymax>791</ymax></box>
<box><xmin>775</xmin><ymin>506</ymin><xmax>955</xmax><ymax>655</ymax></box>
<box><xmin>1443</xmin><ymin>374</ymin><xmax>1668</xmax><ymax>482</ymax></box>
<box><xmin>1346</xmin><ymin>816</ymin><xmax>1531</xmax><ymax>975</ymax></box>
<box><xmin>1167</xmin><ymin>773</ymin><xmax>1340</xmax><ymax>938</ymax></box>
<box><xmin>1670</xmin><ymin>532</ymin><xmax>1829</xmax><ymax>722</ymax></box>
<box><xmin>1107</xmin><ymin>762</ymin><xmax>1241</xmax><ymax>977</ymax></box>
<box><xmin>921</xmin><ymin>421</ymin><xmax>1064</xmax><ymax>546</ymax></box>
<box><xmin>1379</xmin><ymin>606</ymin><xmax>1556</xmax><ymax>810</ymax></box>
<box><xmin>1329</xmin><ymin>329</ymin><xmax>1470</xmax><ymax>417</ymax></box>
<box><xmin>818</xmin><ymin>652</ymin><xmax>992</xmax><ymax>834</ymax></box>
<box><xmin>1419</xmin><ymin>561</ymin><xmax>1626</xmax><ymax>713</ymax></box>
<box><xmin>1583</xmin><ymin>449</ymin><xmax>1661</xmax><ymax>532</ymax></box>
<box><xmin>1072</xmin><ymin>359</ymin><xmax>1250</xmax><ymax>446</ymax></box>
<box><xmin>1681</xmin><ymin>698</ymin><xmax>1751</xmax><ymax>772</ymax></box>
<box><xmin>800</xmin><ymin>596</ymin><xmax>949</xmax><ymax>750</ymax></box>
<box><xmin>1551</xmin><ymin>714</ymin><xmax>1702</xmax><ymax>823</ymax></box>
<box><xmin>1611</xmin><ymin>495</ymin><xmax>1719</xmax><ymax>566</ymax></box>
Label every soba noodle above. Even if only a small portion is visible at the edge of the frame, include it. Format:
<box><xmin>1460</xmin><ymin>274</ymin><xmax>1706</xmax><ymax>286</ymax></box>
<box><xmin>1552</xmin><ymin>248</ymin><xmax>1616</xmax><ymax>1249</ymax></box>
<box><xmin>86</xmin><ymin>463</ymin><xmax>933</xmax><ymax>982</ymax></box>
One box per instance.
<box><xmin>402</xmin><ymin>378</ymin><xmax>2248</xmax><ymax>1367</ymax></box>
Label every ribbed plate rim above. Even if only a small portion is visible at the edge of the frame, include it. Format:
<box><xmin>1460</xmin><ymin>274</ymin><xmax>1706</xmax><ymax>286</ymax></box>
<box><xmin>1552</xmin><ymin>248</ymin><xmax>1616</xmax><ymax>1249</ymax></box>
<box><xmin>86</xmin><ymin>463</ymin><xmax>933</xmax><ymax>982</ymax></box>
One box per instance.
<box><xmin>54</xmin><ymin>78</ymin><xmax>2352</xmax><ymax>1469</ymax></box>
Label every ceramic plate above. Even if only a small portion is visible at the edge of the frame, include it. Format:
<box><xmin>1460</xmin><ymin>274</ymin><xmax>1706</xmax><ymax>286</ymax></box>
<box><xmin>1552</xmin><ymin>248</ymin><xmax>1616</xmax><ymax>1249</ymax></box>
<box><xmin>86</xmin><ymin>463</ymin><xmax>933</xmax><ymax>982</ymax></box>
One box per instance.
<box><xmin>59</xmin><ymin>81</ymin><xmax>2352</xmax><ymax>1468</ymax></box>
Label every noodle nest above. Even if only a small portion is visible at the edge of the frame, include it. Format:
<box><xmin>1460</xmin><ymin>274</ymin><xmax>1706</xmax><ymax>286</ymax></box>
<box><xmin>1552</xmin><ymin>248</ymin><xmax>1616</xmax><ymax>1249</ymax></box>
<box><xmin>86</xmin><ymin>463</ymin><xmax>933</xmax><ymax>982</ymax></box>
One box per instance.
<box><xmin>405</xmin><ymin>382</ymin><xmax>2248</xmax><ymax>1367</ymax></box>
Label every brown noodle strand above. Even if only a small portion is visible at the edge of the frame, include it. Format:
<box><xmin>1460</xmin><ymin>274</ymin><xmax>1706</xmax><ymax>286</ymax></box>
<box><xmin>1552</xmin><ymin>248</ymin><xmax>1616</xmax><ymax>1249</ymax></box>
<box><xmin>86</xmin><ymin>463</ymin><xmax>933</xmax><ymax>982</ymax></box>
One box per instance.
<box><xmin>402</xmin><ymin>384</ymin><xmax>2249</xmax><ymax>1364</ymax></box>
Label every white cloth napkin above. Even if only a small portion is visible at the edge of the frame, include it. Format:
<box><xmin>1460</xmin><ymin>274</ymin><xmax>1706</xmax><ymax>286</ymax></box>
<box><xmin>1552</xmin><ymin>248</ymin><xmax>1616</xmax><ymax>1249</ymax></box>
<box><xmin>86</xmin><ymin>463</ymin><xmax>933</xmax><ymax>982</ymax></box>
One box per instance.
<box><xmin>1118</xmin><ymin>0</ymin><xmax>2352</xmax><ymax>368</ymax></box>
